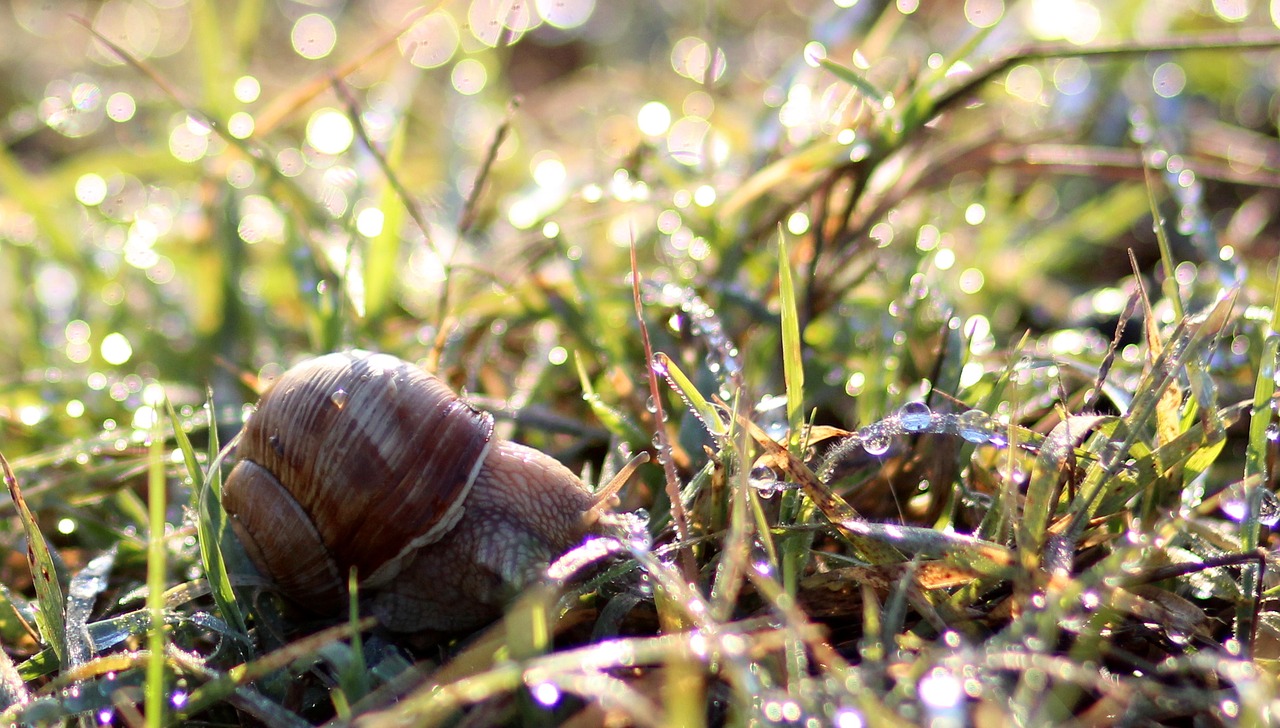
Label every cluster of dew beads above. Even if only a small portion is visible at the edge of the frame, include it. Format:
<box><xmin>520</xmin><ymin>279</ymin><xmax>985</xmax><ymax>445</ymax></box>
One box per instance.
<box><xmin>816</xmin><ymin>401</ymin><xmax>1010</xmax><ymax>483</ymax></box>
<box><xmin>868</xmin><ymin>402</ymin><xmax>1009</xmax><ymax>447</ymax></box>
<box><xmin>643</xmin><ymin>281</ymin><xmax>744</xmax><ymax>399</ymax></box>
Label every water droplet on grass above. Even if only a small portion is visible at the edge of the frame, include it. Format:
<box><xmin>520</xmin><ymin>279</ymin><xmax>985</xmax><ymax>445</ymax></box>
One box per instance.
<box><xmin>861</xmin><ymin>428</ymin><xmax>891</xmax><ymax>455</ymax></box>
<box><xmin>1221</xmin><ymin>483</ymin><xmax>1280</xmax><ymax>527</ymax></box>
<box><xmin>898</xmin><ymin>401</ymin><xmax>932</xmax><ymax>431</ymax></box>
<box><xmin>748</xmin><ymin>465</ymin><xmax>776</xmax><ymax>490</ymax></box>
<box><xmin>957</xmin><ymin>410</ymin><xmax>992</xmax><ymax>443</ymax></box>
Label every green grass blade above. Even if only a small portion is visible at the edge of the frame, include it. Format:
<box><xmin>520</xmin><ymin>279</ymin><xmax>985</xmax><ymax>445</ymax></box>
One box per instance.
<box><xmin>1065</xmin><ymin>293</ymin><xmax>1234</xmax><ymax>536</ymax></box>
<box><xmin>653</xmin><ymin>352</ymin><xmax>727</xmax><ymax>438</ymax></box>
<box><xmin>364</xmin><ymin>118</ymin><xmax>408</xmax><ymax>321</ymax></box>
<box><xmin>0</xmin><ymin>145</ymin><xmax>82</xmax><ymax>267</ymax></box>
<box><xmin>1018</xmin><ymin>415</ymin><xmax>1114</xmax><ymax>567</ymax></box>
<box><xmin>818</xmin><ymin>59</ymin><xmax>888</xmax><ymax>104</ymax></box>
<box><xmin>0</xmin><ymin>452</ymin><xmax>66</xmax><ymax>665</ymax></box>
<box><xmin>1238</xmin><ymin>289</ymin><xmax>1280</xmax><ymax>646</ymax></box>
<box><xmin>190</xmin><ymin>0</ymin><xmax>237</xmax><ymax>117</ymax></box>
<box><xmin>778</xmin><ymin>231</ymin><xmax>805</xmax><ymax>452</ymax></box>
<box><xmin>574</xmin><ymin>354</ymin><xmax>647</xmax><ymax>444</ymax></box>
<box><xmin>1143</xmin><ymin>165</ymin><xmax>1185</xmax><ymax>321</ymax></box>
<box><xmin>167</xmin><ymin>396</ymin><xmax>247</xmax><ymax>638</ymax></box>
<box><xmin>146</xmin><ymin>409</ymin><xmax>168</xmax><ymax>728</ymax></box>
<box><xmin>232</xmin><ymin>0</ymin><xmax>267</xmax><ymax>62</ymax></box>
<box><xmin>337</xmin><ymin>569</ymin><xmax>370</xmax><ymax>711</ymax></box>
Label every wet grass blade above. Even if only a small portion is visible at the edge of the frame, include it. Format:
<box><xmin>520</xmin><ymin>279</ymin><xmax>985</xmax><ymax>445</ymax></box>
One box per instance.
<box><xmin>778</xmin><ymin>232</ymin><xmax>805</xmax><ymax>452</ymax></box>
<box><xmin>0</xmin><ymin>451</ymin><xmax>66</xmax><ymax>665</ymax></box>
<box><xmin>145</xmin><ymin>411</ymin><xmax>168</xmax><ymax>728</ymax></box>
<box><xmin>1019</xmin><ymin>415</ymin><xmax>1115</xmax><ymax>568</ymax></box>
<box><xmin>65</xmin><ymin>550</ymin><xmax>115</xmax><ymax>671</ymax></box>
<box><xmin>167</xmin><ymin>396</ymin><xmax>247</xmax><ymax>639</ymax></box>
<box><xmin>573</xmin><ymin>355</ymin><xmax>647</xmax><ymax>444</ymax></box>
<box><xmin>711</xmin><ymin>420</ymin><xmax>753</xmax><ymax>621</ymax></box>
<box><xmin>653</xmin><ymin>352</ymin><xmax>728</xmax><ymax>438</ymax></box>
<box><xmin>0</xmin><ymin>629</ymin><xmax>30</xmax><ymax>714</ymax></box>
<box><xmin>737</xmin><ymin>414</ymin><xmax>902</xmax><ymax>565</ymax></box>
<box><xmin>179</xmin><ymin>617</ymin><xmax>376</xmax><ymax>718</ymax></box>
<box><xmin>1238</xmin><ymin>279</ymin><xmax>1280</xmax><ymax>647</ymax></box>
<box><xmin>1065</xmin><ymin>293</ymin><xmax>1235</xmax><ymax>537</ymax></box>
<box><xmin>819</xmin><ymin>58</ymin><xmax>888</xmax><ymax>105</ymax></box>
<box><xmin>834</xmin><ymin>521</ymin><xmax>1015</xmax><ymax>578</ymax></box>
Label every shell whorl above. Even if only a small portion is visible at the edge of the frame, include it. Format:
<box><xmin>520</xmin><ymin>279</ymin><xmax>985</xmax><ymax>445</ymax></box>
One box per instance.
<box><xmin>223</xmin><ymin>351</ymin><xmax>495</xmax><ymax>596</ymax></box>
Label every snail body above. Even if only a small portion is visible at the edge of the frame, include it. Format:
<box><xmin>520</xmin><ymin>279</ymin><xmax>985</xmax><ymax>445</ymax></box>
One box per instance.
<box><xmin>222</xmin><ymin>351</ymin><xmax>619</xmax><ymax>632</ymax></box>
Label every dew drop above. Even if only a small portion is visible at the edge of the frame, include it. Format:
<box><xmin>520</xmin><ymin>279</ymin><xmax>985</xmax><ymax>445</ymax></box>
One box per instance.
<box><xmin>748</xmin><ymin>465</ymin><xmax>776</xmax><ymax>491</ymax></box>
<box><xmin>956</xmin><ymin>409</ymin><xmax>992</xmax><ymax>443</ymax></box>
<box><xmin>1261</xmin><ymin>490</ymin><xmax>1280</xmax><ymax>527</ymax></box>
<box><xmin>898</xmin><ymin>401</ymin><xmax>932</xmax><ymax>432</ymax></box>
<box><xmin>330</xmin><ymin>388</ymin><xmax>348</xmax><ymax>409</ymax></box>
<box><xmin>751</xmin><ymin>555</ymin><xmax>776</xmax><ymax>576</ymax></box>
<box><xmin>861</xmin><ymin>430</ymin><xmax>891</xmax><ymax>456</ymax></box>
<box><xmin>1232</xmin><ymin>484</ymin><xmax>1280</xmax><ymax>527</ymax></box>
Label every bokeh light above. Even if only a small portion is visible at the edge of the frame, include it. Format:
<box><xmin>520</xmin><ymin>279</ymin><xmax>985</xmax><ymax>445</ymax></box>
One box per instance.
<box><xmin>234</xmin><ymin>76</ymin><xmax>261</xmax><ymax>103</ymax></box>
<box><xmin>537</xmin><ymin>0</ymin><xmax>595</xmax><ymax>29</ymax></box>
<box><xmin>292</xmin><ymin>14</ymin><xmax>337</xmax><ymax>60</ymax></box>
<box><xmin>637</xmin><ymin>101</ymin><xmax>672</xmax><ymax>136</ymax></box>
<box><xmin>401</xmin><ymin>12</ymin><xmax>459</xmax><ymax>69</ymax></box>
<box><xmin>451</xmin><ymin>58</ymin><xmax>488</xmax><ymax>95</ymax></box>
<box><xmin>76</xmin><ymin>174</ymin><xmax>108</xmax><ymax>206</ymax></box>
<box><xmin>306</xmin><ymin>108</ymin><xmax>354</xmax><ymax>155</ymax></box>
<box><xmin>100</xmin><ymin>332</ymin><xmax>132</xmax><ymax>365</ymax></box>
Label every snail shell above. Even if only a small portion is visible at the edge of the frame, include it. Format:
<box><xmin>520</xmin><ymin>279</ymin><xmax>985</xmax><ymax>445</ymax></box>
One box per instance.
<box><xmin>222</xmin><ymin>351</ymin><xmax>610</xmax><ymax>632</ymax></box>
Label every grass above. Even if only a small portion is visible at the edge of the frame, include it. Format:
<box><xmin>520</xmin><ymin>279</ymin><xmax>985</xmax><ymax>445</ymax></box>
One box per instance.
<box><xmin>2</xmin><ymin>2</ymin><xmax>1280</xmax><ymax>725</ymax></box>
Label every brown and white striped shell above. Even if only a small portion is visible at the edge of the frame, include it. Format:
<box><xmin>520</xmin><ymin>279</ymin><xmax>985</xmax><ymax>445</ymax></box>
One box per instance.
<box><xmin>221</xmin><ymin>350</ymin><xmax>607</xmax><ymax>632</ymax></box>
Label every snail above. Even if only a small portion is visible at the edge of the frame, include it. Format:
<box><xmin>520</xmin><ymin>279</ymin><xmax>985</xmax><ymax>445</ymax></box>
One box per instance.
<box><xmin>221</xmin><ymin>350</ymin><xmax>642</xmax><ymax>632</ymax></box>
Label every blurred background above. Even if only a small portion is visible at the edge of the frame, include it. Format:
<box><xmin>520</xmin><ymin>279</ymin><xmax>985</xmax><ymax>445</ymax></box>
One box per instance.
<box><xmin>0</xmin><ymin>0</ymin><xmax>1278</xmax><ymax>478</ymax></box>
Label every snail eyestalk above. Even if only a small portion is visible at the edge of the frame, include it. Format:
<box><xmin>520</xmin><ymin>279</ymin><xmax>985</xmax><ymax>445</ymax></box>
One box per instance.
<box><xmin>585</xmin><ymin>451</ymin><xmax>650</xmax><ymax>527</ymax></box>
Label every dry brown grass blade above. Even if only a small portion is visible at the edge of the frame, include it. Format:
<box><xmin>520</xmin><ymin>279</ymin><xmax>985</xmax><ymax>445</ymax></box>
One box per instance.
<box><xmin>751</xmin><ymin>424</ymin><xmax>851</xmax><ymax>472</ymax></box>
<box><xmin>630</xmin><ymin>243</ymin><xmax>693</xmax><ymax>575</ymax></box>
<box><xmin>801</xmin><ymin>560</ymin><xmax>980</xmax><ymax>602</ymax></box>
<box><xmin>735</xmin><ymin>413</ymin><xmax>904</xmax><ymax>566</ymax></box>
